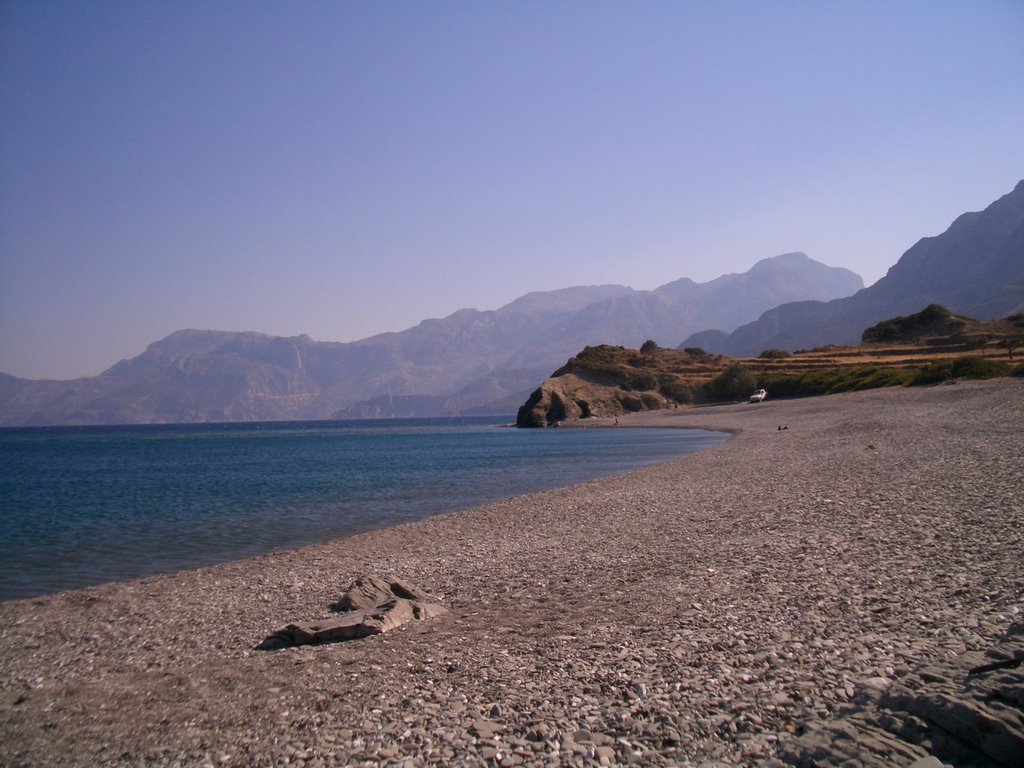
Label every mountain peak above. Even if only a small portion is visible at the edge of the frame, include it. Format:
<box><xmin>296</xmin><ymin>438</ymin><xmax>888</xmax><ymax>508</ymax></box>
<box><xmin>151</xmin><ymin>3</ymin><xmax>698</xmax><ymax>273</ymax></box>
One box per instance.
<box><xmin>749</xmin><ymin>252</ymin><xmax>811</xmax><ymax>270</ymax></box>
<box><xmin>144</xmin><ymin>329</ymin><xmax>246</xmax><ymax>357</ymax></box>
<box><xmin>499</xmin><ymin>285</ymin><xmax>635</xmax><ymax>315</ymax></box>
<box><xmin>682</xmin><ymin>180</ymin><xmax>1024</xmax><ymax>356</ymax></box>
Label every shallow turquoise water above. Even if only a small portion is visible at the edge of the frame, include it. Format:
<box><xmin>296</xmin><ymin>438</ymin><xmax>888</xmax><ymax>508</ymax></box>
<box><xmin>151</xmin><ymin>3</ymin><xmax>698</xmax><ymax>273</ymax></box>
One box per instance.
<box><xmin>0</xmin><ymin>417</ymin><xmax>727</xmax><ymax>600</ymax></box>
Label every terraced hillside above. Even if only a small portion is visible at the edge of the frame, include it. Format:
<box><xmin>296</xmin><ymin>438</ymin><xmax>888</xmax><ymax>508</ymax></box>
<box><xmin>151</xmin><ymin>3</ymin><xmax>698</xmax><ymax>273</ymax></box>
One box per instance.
<box><xmin>517</xmin><ymin>306</ymin><xmax>1024</xmax><ymax>426</ymax></box>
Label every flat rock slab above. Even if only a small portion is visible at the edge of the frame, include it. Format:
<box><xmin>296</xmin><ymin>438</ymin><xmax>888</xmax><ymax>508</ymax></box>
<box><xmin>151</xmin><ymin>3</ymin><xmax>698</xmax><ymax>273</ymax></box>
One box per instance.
<box><xmin>257</xmin><ymin>574</ymin><xmax>447</xmax><ymax>650</ymax></box>
<box><xmin>329</xmin><ymin>573</ymin><xmax>432</xmax><ymax>611</ymax></box>
<box><xmin>781</xmin><ymin>622</ymin><xmax>1024</xmax><ymax>767</ymax></box>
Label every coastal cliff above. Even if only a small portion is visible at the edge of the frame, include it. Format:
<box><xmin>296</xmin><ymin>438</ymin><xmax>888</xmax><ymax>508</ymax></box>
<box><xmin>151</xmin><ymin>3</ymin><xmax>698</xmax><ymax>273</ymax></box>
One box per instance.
<box><xmin>517</xmin><ymin>307</ymin><xmax>1024</xmax><ymax>427</ymax></box>
<box><xmin>516</xmin><ymin>344</ymin><xmax>721</xmax><ymax>427</ymax></box>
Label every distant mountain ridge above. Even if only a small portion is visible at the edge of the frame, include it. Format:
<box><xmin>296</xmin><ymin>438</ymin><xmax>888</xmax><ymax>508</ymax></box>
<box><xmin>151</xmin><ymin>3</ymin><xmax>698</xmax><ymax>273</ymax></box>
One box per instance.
<box><xmin>683</xmin><ymin>180</ymin><xmax>1024</xmax><ymax>355</ymax></box>
<box><xmin>0</xmin><ymin>254</ymin><xmax>861</xmax><ymax>425</ymax></box>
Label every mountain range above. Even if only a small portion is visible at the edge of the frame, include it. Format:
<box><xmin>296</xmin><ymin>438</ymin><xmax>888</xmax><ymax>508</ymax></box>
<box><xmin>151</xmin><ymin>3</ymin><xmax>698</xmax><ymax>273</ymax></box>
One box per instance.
<box><xmin>4</xmin><ymin>179</ymin><xmax>1020</xmax><ymax>426</ymax></box>
<box><xmin>0</xmin><ymin>254</ymin><xmax>861</xmax><ymax>425</ymax></box>
<box><xmin>683</xmin><ymin>179</ymin><xmax>1024</xmax><ymax>355</ymax></box>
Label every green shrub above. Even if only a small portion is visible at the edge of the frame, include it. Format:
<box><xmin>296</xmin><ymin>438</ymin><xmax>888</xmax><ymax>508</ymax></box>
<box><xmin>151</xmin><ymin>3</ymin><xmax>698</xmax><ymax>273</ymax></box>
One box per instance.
<box><xmin>759</xmin><ymin>366</ymin><xmax>914</xmax><ymax>398</ymax></box>
<box><xmin>659</xmin><ymin>380</ymin><xmax>694</xmax><ymax>403</ymax></box>
<box><xmin>912</xmin><ymin>361</ymin><xmax>952</xmax><ymax>385</ymax></box>
<box><xmin>862</xmin><ymin>304</ymin><xmax>965</xmax><ymax>343</ymax></box>
<box><xmin>640</xmin><ymin>393</ymin><xmax>664</xmax><ymax>409</ymax></box>
<box><xmin>1005</xmin><ymin>336</ymin><xmax>1023</xmax><ymax>361</ymax></box>
<box><xmin>619</xmin><ymin>394</ymin><xmax>645</xmax><ymax>412</ymax></box>
<box><xmin>620</xmin><ymin>371</ymin><xmax>658</xmax><ymax>391</ymax></box>
<box><xmin>950</xmin><ymin>357</ymin><xmax>1009</xmax><ymax>379</ymax></box>
<box><xmin>704</xmin><ymin>363</ymin><xmax>757</xmax><ymax>401</ymax></box>
<box><xmin>627</xmin><ymin>356</ymin><xmax>658</xmax><ymax>368</ymax></box>
<box><xmin>851</xmin><ymin>368</ymin><xmax>916</xmax><ymax>390</ymax></box>
<box><xmin>912</xmin><ymin>356</ymin><xmax>1009</xmax><ymax>385</ymax></box>
<box><xmin>567</xmin><ymin>345</ymin><xmax>628</xmax><ymax>377</ymax></box>
<box><xmin>757</xmin><ymin>374</ymin><xmax>805</xmax><ymax>398</ymax></box>
<box><xmin>758</xmin><ymin>348</ymin><xmax>790</xmax><ymax>359</ymax></box>
<box><xmin>964</xmin><ymin>334</ymin><xmax>993</xmax><ymax>350</ymax></box>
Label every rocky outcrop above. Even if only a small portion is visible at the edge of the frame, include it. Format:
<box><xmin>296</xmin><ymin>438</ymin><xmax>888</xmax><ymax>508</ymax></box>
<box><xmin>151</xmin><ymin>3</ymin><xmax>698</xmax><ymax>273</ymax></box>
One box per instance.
<box><xmin>517</xmin><ymin>309</ymin><xmax>1024</xmax><ymax>427</ymax></box>
<box><xmin>516</xmin><ymin>344</ymin><xmax>734</xmax><ymax>426</ymax></box>
<box><xmin>782</xmin><ymin>622</ymin><xmax>1024</xmax><ymax>767</ymax></box>
<box><xmin>256</xmin><ymin>575</ymin><xmax>447</xmax><ymax>650</ymax></box>
<box><xmin>516</xmin><ymin>373</ymin><xmax>673</xmax><ymax>427</ymax></box>
<box><xmin>862</xmin><ymin>304</ymin><xmax>972</xmax><ymax>343</ymax></box>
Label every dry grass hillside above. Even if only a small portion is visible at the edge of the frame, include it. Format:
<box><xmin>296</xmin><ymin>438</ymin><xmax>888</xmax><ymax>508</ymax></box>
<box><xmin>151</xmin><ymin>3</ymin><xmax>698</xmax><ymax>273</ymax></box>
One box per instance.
<box><xmin>517</xmin><ymin>305</ymin><xmax>1024</xmax><ymax>426</ymax></box>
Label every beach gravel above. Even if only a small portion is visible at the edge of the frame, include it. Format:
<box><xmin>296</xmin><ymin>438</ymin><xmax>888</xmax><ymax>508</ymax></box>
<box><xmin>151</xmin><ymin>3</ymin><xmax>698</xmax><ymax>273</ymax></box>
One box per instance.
<box><xmin>1</xmin><ymin>379</ymin><xmax>1022</xmax><ymax>766</ymax></box>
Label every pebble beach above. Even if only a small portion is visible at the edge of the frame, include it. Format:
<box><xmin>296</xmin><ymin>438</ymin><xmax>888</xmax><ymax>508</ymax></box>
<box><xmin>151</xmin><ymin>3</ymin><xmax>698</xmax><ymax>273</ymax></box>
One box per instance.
<box><xmin>1</xmin><ymin>378</ymin><xmax>1022</xmax><ymax>766</ymax></box>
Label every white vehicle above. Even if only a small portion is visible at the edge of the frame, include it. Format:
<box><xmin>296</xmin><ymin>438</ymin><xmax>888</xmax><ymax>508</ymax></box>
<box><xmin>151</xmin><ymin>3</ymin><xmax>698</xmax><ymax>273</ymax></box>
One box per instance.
<box><xmin>749</xmin><ymin>389</ymin><xmax>767</xmax><ymax>403</ymax></box>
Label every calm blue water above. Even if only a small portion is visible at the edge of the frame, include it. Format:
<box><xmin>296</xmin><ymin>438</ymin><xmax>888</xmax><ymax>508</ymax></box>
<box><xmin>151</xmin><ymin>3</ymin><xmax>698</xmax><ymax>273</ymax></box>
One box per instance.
<box><xmin>0</xmin><ymin>417</ymin><xmax>727</xmax><ymax>600</ymax></box>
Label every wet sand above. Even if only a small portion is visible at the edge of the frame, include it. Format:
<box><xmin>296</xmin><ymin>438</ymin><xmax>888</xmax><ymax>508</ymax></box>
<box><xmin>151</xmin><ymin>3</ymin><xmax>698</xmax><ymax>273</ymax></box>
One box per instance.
<box><xmin>1</xmin><ymin>378</ymin><xmax>1022</xmax><ymax>767</ymax></box>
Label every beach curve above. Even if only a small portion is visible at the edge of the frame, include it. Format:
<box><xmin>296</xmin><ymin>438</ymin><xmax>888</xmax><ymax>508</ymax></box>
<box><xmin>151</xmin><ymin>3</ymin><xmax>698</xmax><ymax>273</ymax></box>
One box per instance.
<box><xmin>1</xmin><ymin>378</ymin><xmax>1022</xmax><ymax>766</ymax></box>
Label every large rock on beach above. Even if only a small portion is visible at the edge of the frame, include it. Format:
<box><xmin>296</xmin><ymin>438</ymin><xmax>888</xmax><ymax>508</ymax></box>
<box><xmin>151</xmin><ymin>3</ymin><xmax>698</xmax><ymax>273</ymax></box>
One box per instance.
<box><xmin>329</xmin><ymin>574</ymin><xmax>434</xmax><ymax>611</ymax></box>
<box><xmin>256</xmin><ymin>574</ymin><xmax>447</xmax><ymax>650</ymax></box>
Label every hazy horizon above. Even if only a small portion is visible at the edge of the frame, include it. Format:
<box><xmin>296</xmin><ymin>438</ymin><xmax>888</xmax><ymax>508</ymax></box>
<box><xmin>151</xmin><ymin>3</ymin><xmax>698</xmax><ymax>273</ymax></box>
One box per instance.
<box><xmin>2</xmin><ymin>2</ymin><xmax>1023</xmax><ymax>380</ymax></box>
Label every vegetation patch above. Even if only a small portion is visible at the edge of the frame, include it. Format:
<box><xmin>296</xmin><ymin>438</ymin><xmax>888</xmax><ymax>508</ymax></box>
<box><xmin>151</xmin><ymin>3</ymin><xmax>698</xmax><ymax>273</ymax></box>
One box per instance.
<box><xmin>560</xmin><ymin>344</ymin><xmax>722</xmax><ymax>398</ymax></box>
<box><xmin>526</xmin><ymin>306</ymin><xmax>1022</xmax><ymax>424</ymax></box>
<box><xmin>911</xmin><ymin>356</ymin><xmax>1011</xmax><ymax>385</ymax></box>
<box><xmin>620</xmin><ymin>370</ymin><xmax>659</xmax><ymax>391</ymax></box>
<box><xmin>659</xmin><ymin>379</ymin><xmax>695</xmax><ymax>403</ymax></box>
<box><xmin>862</xmin><ymin>304</ymin><xmax>968</xmax><ymax>343</ymax></box>
<box><xmin>760</xmin><ymin>366</ymin><xmax>916</xmax><ymax>398</ymax></box>
<box><xmin>703</xmin><ymin>363</ymin><xmax>757</xmax><ymax>402</ymax></box>
<box><xmin>564</xmin><ymin>345</ymin><xmax>631</xmax><ymax>378</ymax></box>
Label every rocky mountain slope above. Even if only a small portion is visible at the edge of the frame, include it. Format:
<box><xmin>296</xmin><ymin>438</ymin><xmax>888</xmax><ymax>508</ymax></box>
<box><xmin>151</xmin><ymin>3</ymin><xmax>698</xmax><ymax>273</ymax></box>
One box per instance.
<box><xmin>683</xmin><ymin>180</ymin><xmax>1024</xmax><ymax>356</ymax></box>
<box><xmin>0</xmin><ymin>255</ymin><xmax>860</xmax><ymax>425</ymax></box>
<box><xmin>500</xmin><ymin>252</ymin><xmax>861</xmax><ymax>368</ymax></box>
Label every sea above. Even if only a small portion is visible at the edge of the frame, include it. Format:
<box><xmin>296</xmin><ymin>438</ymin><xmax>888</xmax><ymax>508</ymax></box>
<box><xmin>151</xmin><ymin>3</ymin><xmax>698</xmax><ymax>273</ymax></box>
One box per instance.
<box><xmin>0</xmin><ymin>417</ymin><xmax>728</xmax><ymax>601</ymax></box>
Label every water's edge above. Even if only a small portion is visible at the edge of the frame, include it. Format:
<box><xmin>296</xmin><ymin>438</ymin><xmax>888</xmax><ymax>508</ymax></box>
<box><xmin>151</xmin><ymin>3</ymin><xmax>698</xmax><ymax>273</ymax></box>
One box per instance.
<box><xmin>1</xmin><ymin>418</ymin><xmax>728</xmax><ymax>600</ymax></box>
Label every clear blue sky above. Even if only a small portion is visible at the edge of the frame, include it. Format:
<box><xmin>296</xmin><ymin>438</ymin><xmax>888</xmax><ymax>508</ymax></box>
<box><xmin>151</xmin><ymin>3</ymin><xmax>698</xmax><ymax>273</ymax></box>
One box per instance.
<box><xmin>2</xmin><ymin>1</ymin><xmax>1022</xmax><ymax>379</ymax></box>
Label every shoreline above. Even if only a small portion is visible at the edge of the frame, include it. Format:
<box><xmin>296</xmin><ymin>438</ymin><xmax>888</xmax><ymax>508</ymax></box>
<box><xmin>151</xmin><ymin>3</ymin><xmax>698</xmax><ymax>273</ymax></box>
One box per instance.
<box><xmin>2</xmin><ymin>378</ymin><xmax>1022</xmax><ymax>766</ymax></box>
<box><xmin>0</xmin><ymin>421</ymin><xmax>729</xmax><ymax>603</ymax></box>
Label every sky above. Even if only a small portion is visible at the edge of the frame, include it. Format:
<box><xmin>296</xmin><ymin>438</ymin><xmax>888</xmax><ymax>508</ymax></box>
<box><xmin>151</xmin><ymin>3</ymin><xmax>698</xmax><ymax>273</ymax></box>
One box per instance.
<box><xmin>2</xmin><ymin>2</ymin><xmax>1023</xmax><ymax>380</ymax></box>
